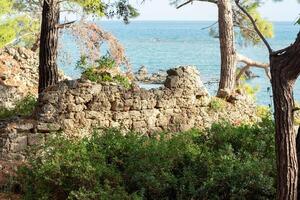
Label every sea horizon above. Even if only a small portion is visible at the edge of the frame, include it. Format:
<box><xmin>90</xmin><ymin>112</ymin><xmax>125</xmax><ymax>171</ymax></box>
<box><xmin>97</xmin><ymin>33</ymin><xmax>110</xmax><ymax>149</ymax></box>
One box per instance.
<box><xmin>98</xmin><ymin>19</ymin><xmax>296</xmax><ymax>23</ymax></box>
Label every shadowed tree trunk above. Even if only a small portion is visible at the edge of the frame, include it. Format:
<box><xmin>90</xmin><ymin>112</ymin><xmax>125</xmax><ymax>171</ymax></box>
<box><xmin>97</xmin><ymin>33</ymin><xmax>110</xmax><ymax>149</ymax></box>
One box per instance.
<box><xmin>38</xmin><ymin>0</ymin><xmax>59</xmax><ymax>93</ymax></box>
<box><xmin>235</xmin><ymin>1</ymin><xmax>300</xmax><ymax>198</ymax></box>
<box><xmin>297</xmin><ymin>127</ymin><xmax>300</xmax><ymax>197</ymax></box>
<box><xmin>217</xmin><ymin>0</ymin><xmax>236</xmax><ymax>98</ymax></box>
<box><xmin>270</xmin><ymin>33</ymin><xmax>300</xmax><ymax>199</ymax></box>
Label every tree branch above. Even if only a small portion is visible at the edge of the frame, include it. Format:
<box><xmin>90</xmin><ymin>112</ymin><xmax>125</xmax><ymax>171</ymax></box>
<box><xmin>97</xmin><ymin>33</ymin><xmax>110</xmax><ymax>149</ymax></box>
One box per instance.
<box><xmin>201</xmin><ymin>21</ymin><xmax>218</xmax><ymax>30</ymax></box>
<box><xmin>176</xmin><ymin>0</ymin><xmax>217</xmax><ymax>9</ymax></box>
<box><xmin>236</xmin><ymin>53</ymin><xmax>270</xmax><ymax>82</ymax></box>
<box><xmin>234</xmin><ymin>0</ymin><xmax>273</xmax><ymax>54</ymax></box>
<box><xmin>56</xmin><ymin>20</ymin><xmax>76</xmax><ymax>29</ymax></box>
<box><xmin>177</xmin><ymin>0</ymin><xmax>193</xmax><ymax>9</ymax></box>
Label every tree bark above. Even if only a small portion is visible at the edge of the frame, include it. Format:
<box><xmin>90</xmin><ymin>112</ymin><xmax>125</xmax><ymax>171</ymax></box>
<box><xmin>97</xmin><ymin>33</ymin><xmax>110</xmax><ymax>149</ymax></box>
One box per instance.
<box><xmin>234</xmin><ymin>1</ymin><xmax>300</xmax><ymax>198</ymax></box>
<box><xmin>217</xmin><ymin>0</ymin><xmax>236</xmax><ymax>98</ymax></box>
<box><xmin>297</xmin><ymin>127</ymin><xmax>300</xmax><ymax>198</ymax></box>
<box><xmin>270</xmin><ymin>32</ymin><xmax>300</xmax><ymax>200</ymax></box>
<box><xmin>38</xmin><ymin>0</ymin><xmax>59</xmax><ymax>93</ymax></box>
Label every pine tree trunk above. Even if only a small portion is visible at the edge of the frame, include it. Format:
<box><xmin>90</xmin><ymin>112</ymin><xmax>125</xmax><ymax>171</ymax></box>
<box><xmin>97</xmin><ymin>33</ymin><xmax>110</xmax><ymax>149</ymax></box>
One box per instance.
<box><xmin>217</xmin><ymin>0</ymin><xmax>236</xmax><ymax>98</ymax></box>
<box><xmin>38</xmin><ymin>0</ymin><xmax>59</xmax><ymax>93</ymax></box>
<box><xmin>270</xmin><ymin>32</ymin><xmax>300</xmax><ymax>200</ymax></box>
<box><xmin>296</xmin><ymin>127</ymin><xmax>300</xmax><ymax>197</ymax></box>
<box><xmin>271</xmin><ymin>72</ymin><xmax>297</xmax><ymax>200</ymax></box>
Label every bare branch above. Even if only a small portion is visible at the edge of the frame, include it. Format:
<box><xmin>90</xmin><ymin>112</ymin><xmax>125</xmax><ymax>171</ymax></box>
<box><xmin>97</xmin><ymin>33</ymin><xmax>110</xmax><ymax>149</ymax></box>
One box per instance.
<box><xmin>177</xmin><ymin>0</ymin><xmax>193</xmax><ymax>9</ymax></box>
<box><xmin>176</xmin><ymin>0</ymin><xmax>217</xmax><ymax>9</ymax></box>
<box><xmin>236</xmin><ymin>53</ymin><xmax>271</xmax><ymax>82</ymax></box>
<box><xmin>234</xmin><ymin>0</ymin><xmax>273</xmax><ymax>54</ymax></box>
<box><xmin>201</xmin><ymin>21</ymin><xmax>218</xmax><ymax>30</ymax></box>
<box><xmin>56</xmin><ymin>20</ymin><xmax>76</xmax><ymax>29</ymax></box>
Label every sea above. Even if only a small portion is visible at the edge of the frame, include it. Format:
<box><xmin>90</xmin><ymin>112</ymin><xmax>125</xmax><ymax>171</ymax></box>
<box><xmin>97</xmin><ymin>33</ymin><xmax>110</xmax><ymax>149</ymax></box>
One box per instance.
<box><xmin>59</xmin><ymin>21</ymin><xmax>300</xmax><ymax>106</ymax></box>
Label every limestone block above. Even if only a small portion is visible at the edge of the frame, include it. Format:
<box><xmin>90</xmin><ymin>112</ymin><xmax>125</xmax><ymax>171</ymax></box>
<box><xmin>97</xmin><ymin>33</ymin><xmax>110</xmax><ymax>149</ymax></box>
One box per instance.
<box><xmin>132</xmin><ymin>121</ymin><xmax>147</xmax><ymax>130</ymax></box>
<box><xmin>111</xmin><ymin>100</ymin><xmax>124</xmax><ymax>111</ymax></box>
<box><xmin>62</xmin><ymin>119</ymin><xmax>75</xmax><ymax>130</ymax></box>
<box><xmin>156</xmin><ymin>114</ymin><xmax>170</xmax><ymax>127</ymax></box>
<box><xmin>110</xmin><ymin>121</ymin><xmax>120</xmax><ymax>128</ymax></box>
<box><xmin>127</xmin><ymin>110</ymin><xmax>140</xmax><ymax>118</ymax></box>
<box><xmin>15</xmin><ymin>122</ymin><xmax>34</xmax><ymax>132</ymax></box>
<box><xmin>156</xmin><ymin>98</ymin><xmax>176</xmax><ymax>109</ymax></box>
<box><xmin>28</xmin><ymin>133</ymin><xmax>45</xmax><ymax>146</ymax></box>
<box><xmin>10</xmin><ymin>136</ymin><xmax>27</xmax><ymax>152</ymax></box>
<box><xmin>67</xmin><ymin>103</ymin><xmax>86</xmax><ymax>112</ymax></box>
<box><xmin>86</xmin><ymin>111</ymin><xmax>102</xmax><ymax>119</ymax></box>
<box><xmin>131</xmin><ymin>97</ymin><xmax>142</xmax><ymax>110</ymax></box>
<box><xmin>90</xmin><ymin>84</ymin><xmax>102</xmax><ymax>95</ymax></box>
<box><xmin>37</xmin><ymin>122</ymin><xmax>61</xmax><ymax>132</ymax></box>
<box><xmin>113</xmin><ymin>112</ymin><xmax>130</xmax><ymax>120</ymax></box>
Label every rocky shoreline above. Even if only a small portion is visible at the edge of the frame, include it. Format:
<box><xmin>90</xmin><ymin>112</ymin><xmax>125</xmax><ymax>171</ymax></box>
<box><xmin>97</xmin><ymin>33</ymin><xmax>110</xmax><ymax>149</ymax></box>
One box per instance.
<box><xmin>134</xmin><ymin>66</ymin><xmax>167</xmax><ymax>84</ymax></box>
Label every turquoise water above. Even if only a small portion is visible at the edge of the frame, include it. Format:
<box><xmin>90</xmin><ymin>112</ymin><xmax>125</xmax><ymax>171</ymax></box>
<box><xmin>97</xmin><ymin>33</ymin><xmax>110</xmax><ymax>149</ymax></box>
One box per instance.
<box><xmin>59</xmin><ymin>21</ymin><xmax>299</xmax><ymax>105</ymax></box>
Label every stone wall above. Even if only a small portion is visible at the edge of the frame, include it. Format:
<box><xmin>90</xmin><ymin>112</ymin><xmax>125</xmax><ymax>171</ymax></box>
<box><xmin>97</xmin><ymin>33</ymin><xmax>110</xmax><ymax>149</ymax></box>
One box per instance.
<box><xmin>0</xmin><ymin>66</ymin><xmax>259</xmax><ymax>160</ymax></box>
<box><xmin>0</xmin><ymin>47</ymin><xmax>67</xmax><ymax>108</ymax></box>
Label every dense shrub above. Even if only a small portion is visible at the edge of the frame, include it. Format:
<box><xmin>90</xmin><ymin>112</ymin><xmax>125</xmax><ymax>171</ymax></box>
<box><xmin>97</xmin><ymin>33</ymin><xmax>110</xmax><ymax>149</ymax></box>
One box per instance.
<box><xmin>18</xmin><ymin>118</ymin><xmax>276</xmax><ymax>200</ymax></box>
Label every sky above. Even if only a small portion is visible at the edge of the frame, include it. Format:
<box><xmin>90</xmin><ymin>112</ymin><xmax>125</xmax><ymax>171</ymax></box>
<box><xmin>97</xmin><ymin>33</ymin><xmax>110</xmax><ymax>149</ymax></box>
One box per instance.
<box><xmin>128</xmin><ymin>0</ymin><xmax>300</xmax><ymax>22</ymax></box>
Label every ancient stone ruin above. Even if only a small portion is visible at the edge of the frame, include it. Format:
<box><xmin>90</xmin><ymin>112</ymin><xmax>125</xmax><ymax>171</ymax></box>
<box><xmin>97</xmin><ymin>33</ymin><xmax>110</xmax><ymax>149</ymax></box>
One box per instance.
<box><xmin>0</xmin><ymin>66</ymin><xmax>258</xmax><ymax>161</ymax></box>
<box><xmin>0</xmin><ymin>47</ymin><xmax>67</xmax><ymax>108</ymax></box>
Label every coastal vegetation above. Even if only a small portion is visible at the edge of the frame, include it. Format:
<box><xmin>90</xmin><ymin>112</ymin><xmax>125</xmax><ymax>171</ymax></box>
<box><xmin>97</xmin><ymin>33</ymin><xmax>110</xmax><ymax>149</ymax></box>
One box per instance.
<box><xmin>0</xmin><ymin>0</ymin><xmax>299</xmax><ymax>199</ymax></box>
<box><xmin>19</xmin><ymin>117</ymin><xmax>275</xmax><ymax>200</ymax></box>
<box><xmin>76</xmin><ymin>54</ymin><xmax>132</xmax><ymax>89</ymax></box>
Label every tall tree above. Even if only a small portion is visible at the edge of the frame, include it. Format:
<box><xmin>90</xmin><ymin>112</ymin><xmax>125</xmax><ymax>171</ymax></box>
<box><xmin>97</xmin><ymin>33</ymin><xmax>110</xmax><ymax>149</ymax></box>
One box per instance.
<box><xmin>217</xmin><ymin>0</ymin><xmax>236</xmax><ymax>98</ymax></box>
<box><xmin>38</xmin><ymin>0</ymin><xmax>60</xmax><ymax>93</ymax></box>
<box><xmin>172</xmin><ymin>0</ymin><xmax>273</xmax><ymax>99</ymax></box>
<box><xmin>235</xmin><ymin>1</ymin><xmax>300</xmax><ymax>198</ymax></box>
<box><xmin>38</xmin><ymin>0</ymin><xmax>138</xmax><ymax>93</ymax></box>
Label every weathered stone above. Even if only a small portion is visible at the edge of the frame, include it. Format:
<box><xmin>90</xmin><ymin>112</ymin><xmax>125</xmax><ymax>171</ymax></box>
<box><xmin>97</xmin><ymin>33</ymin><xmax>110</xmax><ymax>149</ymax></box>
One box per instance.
<box><xmin>39</xmin><ymin>104</ymin><xmax>57</xmax><ymax>120</ymax></box>
<box><xmin>111</xmin><ymin>100</ymin><xmax>124</xmax><ymax>111</ymax></box>
<box><xmin>28</xmin><ymin>134</ymin><xmax>45</xmax><ymax>146</ymax></box>
<box><xmin>86</xmin><ymin>111</ymin><xmax>101</xmax><ymax>119</ymax></box>
<box><xmin>128</xmin><ymin>111</ymin><xmax>142</xmax><ymax>120</ymax></box>
<box><xmin>0</xmin><ymin>138</ymin><xmax>10</xmax><ymax>149</ymax></box>
<box><xmin>0</xmin><ymin>66</ymin><xmax>261</xmax><ymax>161</ymax></box>
<box><xmin>167</xmin><ymin>67</ymin><xmax>184</xmax><ymax>76</ymax></box>
<box><xmin>113</xmin><ymin>112</ymin><xmax>130</xmax><ymax>120</ymax></box>
<box><xmin>15</xmin><ymin>122</ymin><xmax>34</xmax><ymax>132</ymax></box>
<box><xmin>131</xmin><ymin>98</ymin><xmax>142</xmax><ymax>110</ymax></box>
<box><xmin>156</xmin><ymin>98</ymin><xmax>176</xmax><ymax>109</ymax></box>
<box><xmin>62</xmin><ymin>119</ymin><xmax>75</xmax><ymax>130</ymax></box>
<box><xmin>37</xmin><ymin>123</ymin><xmax>61</xmax><ymax>132</ymax></box>
<box><xmin>10</xmin><ymin>136</ymin><xmax>27</xmax><ymax>152</ymax></box>
<box><xmin>133</xmin><ymin>121</ymin><xmax>147</xmax><ymax>129</ymax></box>
<box><xmin>164</xmin><ymin>76</ymin><xmax>179</xmax><ymax>89</ymax></box>
<box><xmin>75</xmin><ymin>96</ymin><xmax>85</xmax><ymax>104</ymax></box>
<box><xmin>110</xmin><ymin>121</ymin><xmax>120</xmax><ymax>128</ymax></box>
<box><xmin>156</xmin><ymin>114</ymin><xmax>170</xmax><ymax>127</ymax></box>
<box><xmin>0</xmin><ymin>47</ymin><xmax>67</xmax><ymax>108</ymax></box>
<box><xmin>67</xmin><ymin>103</ymin><xmax>86</xmax><ymax>112</ymax></box>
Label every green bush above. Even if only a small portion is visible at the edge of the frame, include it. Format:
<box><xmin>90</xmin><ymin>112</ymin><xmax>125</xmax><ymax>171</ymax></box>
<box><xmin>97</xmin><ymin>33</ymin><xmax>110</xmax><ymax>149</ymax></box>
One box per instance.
<box><xmin>0</xmin><ymin>95</ymin><xmax>37</xmax><ymax>119</ymax></box>
<box><xmin>76</xmin><ymin>54</ymin><xmax>132</xmax><ymax>89</ymax></box>
<box><xmin>18</xmin><ymin>118</ymin><xmax>276</xmax><ymax>200</ymax></box>
<box><xmin>209</xmin><ymin>97</ymin><xmax>226</xmax><ymax>111</ymax></box>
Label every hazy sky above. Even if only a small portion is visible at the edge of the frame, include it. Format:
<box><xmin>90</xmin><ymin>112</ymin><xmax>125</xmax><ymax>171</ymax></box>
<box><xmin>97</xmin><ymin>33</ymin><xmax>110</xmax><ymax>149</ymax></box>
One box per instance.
<box><xmin>129</xmin><ymin>0</ymin><xmax>300</xmax><ymax>22</ymax></box>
